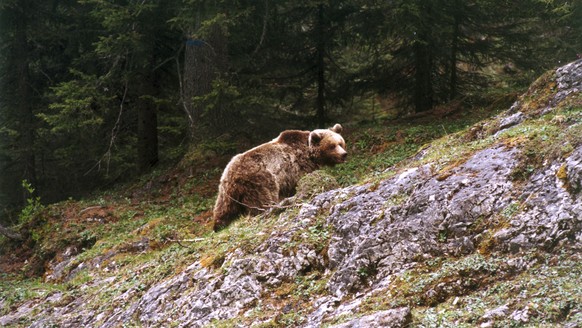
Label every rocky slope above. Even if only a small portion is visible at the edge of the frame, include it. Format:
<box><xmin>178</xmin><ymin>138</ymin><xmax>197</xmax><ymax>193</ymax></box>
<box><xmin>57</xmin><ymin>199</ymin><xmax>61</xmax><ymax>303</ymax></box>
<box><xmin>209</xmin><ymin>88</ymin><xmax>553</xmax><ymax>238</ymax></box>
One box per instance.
<box><xmin>1</xmin><ymin>60</ymin><xmax>581</xmax><ymax>327</ymax></box>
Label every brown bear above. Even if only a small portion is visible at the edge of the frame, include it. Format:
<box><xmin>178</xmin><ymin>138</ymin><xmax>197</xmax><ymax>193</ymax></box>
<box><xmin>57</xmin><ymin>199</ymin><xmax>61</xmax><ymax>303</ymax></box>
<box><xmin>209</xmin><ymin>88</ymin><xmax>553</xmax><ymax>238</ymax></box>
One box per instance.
<box><xmin>212</xmin><ymin>124</ymin><xmax>347</xmax><ymax>231</ymax></box>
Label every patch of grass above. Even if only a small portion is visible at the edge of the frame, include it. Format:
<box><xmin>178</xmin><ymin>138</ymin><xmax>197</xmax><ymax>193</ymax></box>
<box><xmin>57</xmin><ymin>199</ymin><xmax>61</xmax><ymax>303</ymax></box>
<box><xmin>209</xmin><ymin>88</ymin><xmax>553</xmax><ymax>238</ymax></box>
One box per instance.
<box><xmin>516</xmin><ymin>70</ymin><xmax>558</xmax><ymax>115</ymax></box>
<box><xmin>502</xmin><ymin>107</ymin><xmax>582</xmax><ymax>181</ymax></box>
<box><xmin>412</xmin><ymin>252</ymin><xmax>582</xmax><ymax>327</ymax></box>
<box><xmin>0</xmin><ymin>278</ymin><xmax>66</xmax><ymax>316</ymax></box>
<box><xmin>352</xmin><ymin>251</ymin><xmax>581</xmax><ymax>327</ymax></box>
<box><xmin>283</xmin><ymin>212</ymin><xmax>331</xmax><ymax>257</ymax></box>
<box><xmin>415</xmin><ymin>102</ymin><xmax>582</xmax><ymax>184</ymax></box>
<box><xmin>328</xmin><ymin>109</ymin><xmax>499</xmax><ymax>186</ymax></box>
<box><xmin>257</xmin><ymin>272</ymin><xmax>328</xmax><ymax>327</ymax></box>
<box><xmin>296</xmin><ymin>171</ymin><xmax>340</xmax><ymax>200</ymax></box>
<box><xmin>359</xmin><ymin>253</ymin><xmax>512</xmax><ymax>314</ymax></box>
<box><xmin>294</xmin><ymin>272</ymin><xmax>328</xmax><ymax>299</ymax></box>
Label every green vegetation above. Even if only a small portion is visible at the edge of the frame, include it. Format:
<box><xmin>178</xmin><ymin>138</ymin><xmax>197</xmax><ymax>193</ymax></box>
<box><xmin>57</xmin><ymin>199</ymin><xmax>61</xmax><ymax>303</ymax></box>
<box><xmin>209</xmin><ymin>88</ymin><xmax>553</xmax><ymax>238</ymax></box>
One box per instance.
<box><xmin>413</xmin><ymin>252</ymin><xmax>582</xmax><ymax>327</ymax></box>
<box><xmin>328</xmin><ymin>107</ymin><xmax>503</xmax><ymax>186</ymax></box>
<box><xmin>334</xmin><ymin>251</ymin><xmax>581</xmax><ymax>327</ymax></box>
<box><xmin>18</xmin><ymin>180</ymin><xmax>44</xmax><ymax>226</ymax></box>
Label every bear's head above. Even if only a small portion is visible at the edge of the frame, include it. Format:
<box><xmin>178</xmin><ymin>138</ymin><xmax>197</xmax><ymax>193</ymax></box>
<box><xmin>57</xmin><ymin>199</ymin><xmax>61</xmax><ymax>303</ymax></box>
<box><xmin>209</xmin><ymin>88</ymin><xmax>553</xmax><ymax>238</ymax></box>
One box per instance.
<box><xmin>309</xmin><ymin>123</ymin><xmax>347</xmax><ymax>166</ymax></box>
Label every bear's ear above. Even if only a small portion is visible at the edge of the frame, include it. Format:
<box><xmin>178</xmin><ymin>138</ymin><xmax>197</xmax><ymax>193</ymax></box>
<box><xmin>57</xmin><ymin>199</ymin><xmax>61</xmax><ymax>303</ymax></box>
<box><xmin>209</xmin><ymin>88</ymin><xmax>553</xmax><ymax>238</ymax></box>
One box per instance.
<box><xmin>309</xmin><ymin>130</ymin><xmax>323</xmax><ymax>147</ymax></box>
<box><xmin>330</xmin><ymin>123</ymin><xmax>343</xmax><ymax>134</ymax></box>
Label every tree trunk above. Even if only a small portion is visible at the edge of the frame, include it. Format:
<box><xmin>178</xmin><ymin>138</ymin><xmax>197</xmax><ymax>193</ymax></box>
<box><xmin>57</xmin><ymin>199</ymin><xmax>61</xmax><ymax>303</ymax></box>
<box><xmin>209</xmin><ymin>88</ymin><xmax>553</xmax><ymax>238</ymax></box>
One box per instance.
<box><xmin>414</xmin><ymin>37</ymin><xmax>434</xmax><ymax>113</ymax></box>
<box><xmin>449</xmin><ymin>10</ymin><xmax>460</xmax><ymax>101</ymax></box>
<box><xmin>316</xmin><ymin>4</ymin><xmax>327</xmax><ymax>126</ymax></box>
<box><xmin>137</xmin><ymin>98</ymin><xmax>158</xmax><ymax>173</ymax></box>
<box><xmin>13</xmin><ymin>2</ymin><xmax>38</xmax><ymax>197</ymax></box>
<box><xmin>137</xmin><ymin>64</ymin><xmax>159</xmax><ymax>173</ymax></box>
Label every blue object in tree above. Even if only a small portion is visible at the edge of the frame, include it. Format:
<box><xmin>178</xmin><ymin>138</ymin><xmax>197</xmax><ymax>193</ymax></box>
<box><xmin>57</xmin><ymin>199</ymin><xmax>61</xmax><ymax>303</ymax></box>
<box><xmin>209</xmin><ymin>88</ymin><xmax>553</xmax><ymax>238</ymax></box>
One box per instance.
<box><xmin>186</xmin><ymin>39</ymin><xmax>205</xmax><ymax>47</ymax></box>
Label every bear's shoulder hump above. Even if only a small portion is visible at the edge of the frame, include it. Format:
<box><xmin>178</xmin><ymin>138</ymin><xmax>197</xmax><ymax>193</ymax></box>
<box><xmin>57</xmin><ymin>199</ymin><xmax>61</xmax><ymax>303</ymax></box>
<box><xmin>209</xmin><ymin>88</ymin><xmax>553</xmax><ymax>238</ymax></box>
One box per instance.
<box><xmin>277</xmin><ymin>130</ymin><xmax>309</xmax><ymax>145</ymax></box>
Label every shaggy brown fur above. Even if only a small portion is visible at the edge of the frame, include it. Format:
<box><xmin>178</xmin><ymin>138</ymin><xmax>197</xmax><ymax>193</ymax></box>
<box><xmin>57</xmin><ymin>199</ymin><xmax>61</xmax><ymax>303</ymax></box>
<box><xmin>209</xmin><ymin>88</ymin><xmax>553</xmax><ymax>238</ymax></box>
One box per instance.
<box><xmin>212</xmin><ymin>124</ymin><xmax>347</xmax><ymax>231</ymax></box>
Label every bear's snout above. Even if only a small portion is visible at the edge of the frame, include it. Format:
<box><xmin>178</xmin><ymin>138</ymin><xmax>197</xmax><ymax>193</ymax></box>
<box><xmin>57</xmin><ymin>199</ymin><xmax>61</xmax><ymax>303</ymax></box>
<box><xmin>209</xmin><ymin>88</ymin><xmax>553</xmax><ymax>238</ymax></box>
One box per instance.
<box><xmin>333</xmin><ymin>149</ymin><xmax>347</xmax><ymax>164</ymax></box>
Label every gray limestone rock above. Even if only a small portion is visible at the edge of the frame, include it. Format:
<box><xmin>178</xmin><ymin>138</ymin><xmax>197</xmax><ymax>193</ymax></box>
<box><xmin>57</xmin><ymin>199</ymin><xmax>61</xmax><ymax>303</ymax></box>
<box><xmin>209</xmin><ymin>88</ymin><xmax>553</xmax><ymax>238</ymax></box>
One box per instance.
<box><xmin>553</xmin><ymin>59</ymin><xmax>582</xmax><ymax>106</ymax></box>
<box><xmin>330</xmin><ymin>307</ymin><xmax>412</xmax><ymax>328</ymax></box>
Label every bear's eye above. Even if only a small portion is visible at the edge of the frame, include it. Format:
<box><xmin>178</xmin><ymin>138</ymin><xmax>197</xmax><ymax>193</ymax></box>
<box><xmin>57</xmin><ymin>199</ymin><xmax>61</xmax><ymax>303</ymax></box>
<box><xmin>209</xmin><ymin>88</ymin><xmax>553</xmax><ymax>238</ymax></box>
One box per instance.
<box><xmin>328</xmin><ymin>144</ymin><xmax>337</xmax><ymax>150</ymax></box>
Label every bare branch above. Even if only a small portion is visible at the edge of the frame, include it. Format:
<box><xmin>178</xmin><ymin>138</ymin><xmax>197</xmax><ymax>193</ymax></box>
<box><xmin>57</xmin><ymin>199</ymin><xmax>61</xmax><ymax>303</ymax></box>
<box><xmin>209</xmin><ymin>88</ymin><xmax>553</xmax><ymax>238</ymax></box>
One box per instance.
<box><xmin>175</xmin><ymin>44</ymin><xmax>195</xmax><ymax>134</ymax></box>
<box><xmin>84</xmin><ymin>80</ymin><xmax>129</xmax><ymax>176</ymax></box>
<box><xmin>252</xmin><ymin>0</ymin><xmax>269</xmax><ymax>56</ymax></box>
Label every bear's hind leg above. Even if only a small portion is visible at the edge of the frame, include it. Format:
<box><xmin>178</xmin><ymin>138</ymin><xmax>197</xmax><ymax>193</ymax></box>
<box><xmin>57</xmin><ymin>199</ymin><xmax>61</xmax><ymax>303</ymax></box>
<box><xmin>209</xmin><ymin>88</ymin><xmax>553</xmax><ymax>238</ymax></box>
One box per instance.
<box><xmin>212</xmin><ymin>186</ymin><xmax>243</xmax><ymax>232</ymax></box>
<box><xmin>212</xmin><ymin>173</ymin><xmax>279</xmax><ymax>231</ymax></box>
<box><xmin>238</xmin><ymin>174</ymin><xmax>279</xmax><ymax>215</ymax></box>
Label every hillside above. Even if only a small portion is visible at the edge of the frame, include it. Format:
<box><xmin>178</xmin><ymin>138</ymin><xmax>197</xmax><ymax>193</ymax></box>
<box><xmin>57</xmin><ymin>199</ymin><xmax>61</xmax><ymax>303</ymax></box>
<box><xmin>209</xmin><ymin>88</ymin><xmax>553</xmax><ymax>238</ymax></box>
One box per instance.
<box><xmin>1</xmin><ymin>59</ymin><xmax>581</xmax><ymax>327</ymax></box>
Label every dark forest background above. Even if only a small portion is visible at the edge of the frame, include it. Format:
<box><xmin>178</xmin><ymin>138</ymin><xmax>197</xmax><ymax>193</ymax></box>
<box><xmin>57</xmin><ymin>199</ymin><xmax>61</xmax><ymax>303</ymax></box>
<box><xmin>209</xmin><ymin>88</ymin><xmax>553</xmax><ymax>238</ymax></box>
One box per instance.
<box><xmin>1</xmin><ymin>0</ymin><xmax>580</xmax><ymax>225</ymax></box>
